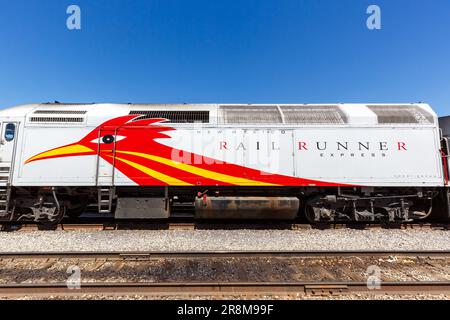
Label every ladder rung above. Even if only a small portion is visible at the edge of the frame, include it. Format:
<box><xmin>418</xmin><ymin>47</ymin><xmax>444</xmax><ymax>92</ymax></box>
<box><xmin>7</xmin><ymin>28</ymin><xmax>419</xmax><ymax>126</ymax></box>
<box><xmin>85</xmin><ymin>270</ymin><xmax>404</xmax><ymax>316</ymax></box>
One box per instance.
<box><xmin>98</xmin><ymin>188</ymin><xmax>113</xmax><ymax>213</ymax></box>
<box><xmin>0</xmin><ymin>187</ymin><xmax>10</xmax><ymax>215</ymax></box>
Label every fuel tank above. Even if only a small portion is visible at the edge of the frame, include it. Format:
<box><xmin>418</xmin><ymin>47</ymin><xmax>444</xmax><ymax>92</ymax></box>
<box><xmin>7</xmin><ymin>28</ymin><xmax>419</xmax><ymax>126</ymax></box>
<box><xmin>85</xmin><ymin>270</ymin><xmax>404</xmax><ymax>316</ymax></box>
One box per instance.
<box><xmin>194</xmin><ymin>196</ymin><xmax>300</xmax><ymax>220</ymax></box>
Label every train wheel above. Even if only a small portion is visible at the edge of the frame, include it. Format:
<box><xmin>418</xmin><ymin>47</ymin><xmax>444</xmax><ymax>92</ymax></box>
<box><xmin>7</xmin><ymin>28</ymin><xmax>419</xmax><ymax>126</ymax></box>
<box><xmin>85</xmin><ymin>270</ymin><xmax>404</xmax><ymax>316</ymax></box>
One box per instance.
<box><xmin>66</xmin><ymin>205</ymin><xmax>86</xmax><ymax>218</ymax></box>
<box><xmin>304</xmin><ymin>204</ymin><xmax>318</xmax><ymax>223</ymax></box>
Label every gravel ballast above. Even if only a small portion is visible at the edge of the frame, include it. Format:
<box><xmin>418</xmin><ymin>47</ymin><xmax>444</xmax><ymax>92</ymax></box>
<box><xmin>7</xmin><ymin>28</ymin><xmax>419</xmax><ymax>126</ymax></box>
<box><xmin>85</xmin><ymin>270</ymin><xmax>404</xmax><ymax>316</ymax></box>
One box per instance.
<box><xmin>0</xmin><ymin>229</ymin><xmax>448</xmax><ymax>252</ymax></box>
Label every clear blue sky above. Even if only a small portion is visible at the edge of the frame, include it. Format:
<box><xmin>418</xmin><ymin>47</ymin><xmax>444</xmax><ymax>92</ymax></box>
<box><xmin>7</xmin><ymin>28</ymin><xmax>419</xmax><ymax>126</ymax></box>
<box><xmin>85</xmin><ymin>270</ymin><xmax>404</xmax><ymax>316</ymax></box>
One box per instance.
<box><xmin>0</xmin><ymin>0</ymin><xmax>449</xmax><ymax>115</ymax></box>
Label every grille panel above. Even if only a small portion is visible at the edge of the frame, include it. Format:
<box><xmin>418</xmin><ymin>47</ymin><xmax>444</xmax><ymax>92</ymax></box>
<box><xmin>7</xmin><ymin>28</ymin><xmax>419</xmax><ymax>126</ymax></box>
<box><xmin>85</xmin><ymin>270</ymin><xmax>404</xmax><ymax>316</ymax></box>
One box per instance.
<box><xmin>29</xmin><ymin>117</ymin><xmax>85</xmax><ymax>123</ymax></box>
<box><xmin>280</xmin><ymin>105</ymin><xmax>347</xmax><ymax>124</ymax></box>
<box><xmin>34</xmin><ymin>110</ymin><xmax>87</xmax><ymax>115</ymax></box>
<box><xmin>129</xmin><ymin>111</ymin><xmax>209</xmax><ymax>123</ymax></box>
<box><xmin>220</xmin><ymin>106</ymin><xmax>282</xmax><ymax>124</ymax></box>
<box><xmin>367</xmin><ymin>105</ymin><xmax>434</xmax><ymax>124</ymax></box>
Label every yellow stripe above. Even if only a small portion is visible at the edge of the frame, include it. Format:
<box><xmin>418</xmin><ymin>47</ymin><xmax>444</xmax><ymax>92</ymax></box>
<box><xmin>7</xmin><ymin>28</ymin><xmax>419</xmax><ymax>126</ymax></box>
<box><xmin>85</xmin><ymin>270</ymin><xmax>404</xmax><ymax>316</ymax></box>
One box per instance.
<box><xmin>26</xmin><ymin>144</ymin><xmax>93</xmax><ymax>163</ymax></box>
<box><xmin>112</xmin><ymin>156</ymin><xmax>192</xmax><ymax>186</ymax></box>
<box><xmin>116</xmin><ymin>151</ymin><xmax>279</xmax><ymax>187</ymax></box>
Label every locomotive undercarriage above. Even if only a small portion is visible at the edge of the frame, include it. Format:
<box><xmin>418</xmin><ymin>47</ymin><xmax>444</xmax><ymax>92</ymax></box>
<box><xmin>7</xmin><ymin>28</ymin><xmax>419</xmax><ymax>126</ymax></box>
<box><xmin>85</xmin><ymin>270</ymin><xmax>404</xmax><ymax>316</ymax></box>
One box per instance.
<box><xmin>303</xmin><ymin>190</ymin><xmax>437</xmax><ymax>223</ymax></box>
<box><xmin>0</xmin><ymin>186</ymin><xmax>447</xmax><ymax>223</ymax></box>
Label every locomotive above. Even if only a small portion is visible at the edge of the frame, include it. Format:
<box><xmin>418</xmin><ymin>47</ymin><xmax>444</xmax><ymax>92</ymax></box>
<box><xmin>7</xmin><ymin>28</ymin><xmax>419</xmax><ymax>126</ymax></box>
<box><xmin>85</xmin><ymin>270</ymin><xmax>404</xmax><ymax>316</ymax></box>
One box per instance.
<box><xmin>0</xmin><ymin>103</ymin><xmax>448</xmax><ymax>223</ymax></box>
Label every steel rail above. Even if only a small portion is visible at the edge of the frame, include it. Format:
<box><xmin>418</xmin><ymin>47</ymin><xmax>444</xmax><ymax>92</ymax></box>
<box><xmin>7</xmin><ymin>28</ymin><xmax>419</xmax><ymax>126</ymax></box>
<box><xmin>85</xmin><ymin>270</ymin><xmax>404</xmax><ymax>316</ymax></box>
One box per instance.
<box><xmin>0</xmin><ymin>250</ymin><xmax>449</xmax><ymax>260</ymax></box>
<box><xmin>0</xmin><ymin>281</ymin><xmax>449</xmax><ymax>296</ymax></box>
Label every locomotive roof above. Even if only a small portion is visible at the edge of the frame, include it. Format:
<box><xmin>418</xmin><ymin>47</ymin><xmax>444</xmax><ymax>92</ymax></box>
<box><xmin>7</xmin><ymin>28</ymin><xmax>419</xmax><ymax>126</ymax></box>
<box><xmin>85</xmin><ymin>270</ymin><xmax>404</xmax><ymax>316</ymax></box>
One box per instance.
<box><xmin>0</xmin><ymin>103</ymin><xmax>438</xmax><ymax>126</ymax></box>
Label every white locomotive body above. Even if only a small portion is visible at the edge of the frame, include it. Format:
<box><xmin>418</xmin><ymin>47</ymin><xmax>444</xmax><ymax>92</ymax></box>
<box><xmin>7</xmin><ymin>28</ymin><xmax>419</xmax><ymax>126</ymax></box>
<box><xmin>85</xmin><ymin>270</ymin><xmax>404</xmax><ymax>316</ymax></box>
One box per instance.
<box><xmin>0</xmin><ymin>103</ymin><xmax>448</xmax><ymax>223</ymax></box>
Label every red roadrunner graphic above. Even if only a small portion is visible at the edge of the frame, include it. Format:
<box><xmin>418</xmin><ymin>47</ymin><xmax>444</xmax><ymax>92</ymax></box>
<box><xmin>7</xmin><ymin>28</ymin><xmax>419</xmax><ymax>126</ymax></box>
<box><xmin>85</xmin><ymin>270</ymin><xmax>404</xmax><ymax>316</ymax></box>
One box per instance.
<box><xmin>25</xmin><ymin>115</ymin><xmax>343</xmax><ymax>187</ymax></box>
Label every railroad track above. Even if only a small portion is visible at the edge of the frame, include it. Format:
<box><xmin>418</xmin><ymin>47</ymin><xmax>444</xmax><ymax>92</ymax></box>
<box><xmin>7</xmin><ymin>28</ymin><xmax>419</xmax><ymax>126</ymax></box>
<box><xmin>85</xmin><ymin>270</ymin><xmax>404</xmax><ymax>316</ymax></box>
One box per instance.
<box><xmin>0</xmin><ymin>251</ymin><xmax>449</xmax><ymax>298</ymax></box>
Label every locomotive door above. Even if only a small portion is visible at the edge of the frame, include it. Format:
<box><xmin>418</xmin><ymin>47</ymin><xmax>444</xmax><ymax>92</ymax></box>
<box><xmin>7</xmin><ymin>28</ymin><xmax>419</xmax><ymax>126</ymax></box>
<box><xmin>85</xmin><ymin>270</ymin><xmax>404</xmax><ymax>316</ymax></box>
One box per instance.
<box><xmin>0</xmin><ymin>122</ymin><xmax>19</xmax><ymax>184</ymax></box>
<box><xmin>96</xmin><ymin>128</ymin><xmax>117</xmax><ymax>186</ymax></box>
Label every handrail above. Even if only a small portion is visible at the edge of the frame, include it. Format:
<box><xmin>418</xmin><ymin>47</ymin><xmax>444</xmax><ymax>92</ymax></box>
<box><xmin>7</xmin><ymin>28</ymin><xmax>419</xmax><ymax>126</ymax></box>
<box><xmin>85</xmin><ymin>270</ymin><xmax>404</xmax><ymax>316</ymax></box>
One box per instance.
<box><xmin>441</xmin><ymin>149</ymin><xmax>449</xmax><ymax>186</ymax></box>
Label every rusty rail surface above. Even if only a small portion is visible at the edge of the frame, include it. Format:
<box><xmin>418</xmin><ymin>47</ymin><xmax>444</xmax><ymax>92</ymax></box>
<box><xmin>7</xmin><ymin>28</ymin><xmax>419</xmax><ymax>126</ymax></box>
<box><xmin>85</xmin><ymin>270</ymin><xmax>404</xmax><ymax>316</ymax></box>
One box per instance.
<box><xmin>0</xmin><ymin>281</ymin><xmax>449</xmax><ymax>297</ymax></box>
<box><xmin>1</xmin><ymin>250</ymin><xmax>450</xmax><ymax>260</ymax></box>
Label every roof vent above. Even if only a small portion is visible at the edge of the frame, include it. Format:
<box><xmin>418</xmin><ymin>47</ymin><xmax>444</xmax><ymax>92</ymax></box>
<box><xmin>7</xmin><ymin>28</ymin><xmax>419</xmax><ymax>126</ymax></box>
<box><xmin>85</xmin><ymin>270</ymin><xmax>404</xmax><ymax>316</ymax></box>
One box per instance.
<box><xmin>29</xmin><ymin>117</ymin><xmax>85</xmax><ymax>123</ymax></box>
<box><xmin>279</xmin><ymin>105</ymin><xmax>347</xmax><ymax>124</ymax></box>
<box><xmin>367</xmin><ymin>105</ymin><xmax>434</xmax><ymax>124</ymax></box>
<box><xmin>129</xmin><ymin>110</ymin><xmax>209</xmax><ymax>123</ymax></box>
<box><xmin>33</xmin><ymin>110</ymin><xmax>87</xmax><ymax>115</ymax></box>
<box><xmin>220</xmin><ymin>105</ymin><xmax>282</xmax><ymax>124</ymax></box>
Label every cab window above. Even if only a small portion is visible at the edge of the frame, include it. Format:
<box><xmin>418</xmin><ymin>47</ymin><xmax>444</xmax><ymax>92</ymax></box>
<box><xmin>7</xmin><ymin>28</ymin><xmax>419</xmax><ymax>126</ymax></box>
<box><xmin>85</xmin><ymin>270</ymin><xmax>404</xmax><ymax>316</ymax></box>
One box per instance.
<box><xmin>4</xmin><ymin>123</ymin><xmax>15</xmax><ymax>142</ymax></box>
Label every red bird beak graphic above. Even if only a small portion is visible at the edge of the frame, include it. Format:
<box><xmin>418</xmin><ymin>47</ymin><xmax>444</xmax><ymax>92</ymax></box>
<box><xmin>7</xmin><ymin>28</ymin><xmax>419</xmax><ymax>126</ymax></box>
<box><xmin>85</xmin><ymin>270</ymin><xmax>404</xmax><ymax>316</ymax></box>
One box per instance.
<box><xmin>25</xmin><ymin>143</ymin><xmax>96</xmax><ymax>164</ymax></box>
<box><xmin>24</xmin><ymin>115</ymin><xmax>170</xmax><ymax>165</ymax></box>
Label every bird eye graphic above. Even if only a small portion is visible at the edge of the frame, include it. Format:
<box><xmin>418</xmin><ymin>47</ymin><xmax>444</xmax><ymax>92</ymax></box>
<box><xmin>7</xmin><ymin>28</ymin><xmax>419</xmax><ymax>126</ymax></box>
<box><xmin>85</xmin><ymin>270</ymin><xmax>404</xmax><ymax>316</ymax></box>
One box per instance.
<box><xmin>102</xmin><ymin>135</ymin><xmax>114</xmax><ymax>144</ymax></box>
<box><xmin>90</xmin><ymin>135</ymin><xmax>126</xmax><ymax>144</ymax></box>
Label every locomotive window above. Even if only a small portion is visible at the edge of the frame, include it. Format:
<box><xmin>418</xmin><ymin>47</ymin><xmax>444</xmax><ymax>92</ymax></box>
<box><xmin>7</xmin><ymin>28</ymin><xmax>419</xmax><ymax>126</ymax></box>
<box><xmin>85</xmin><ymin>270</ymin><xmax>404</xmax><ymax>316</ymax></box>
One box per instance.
<box><xmin>4</xmin><ymin>123</ymin><xmax>15</xmax><ymax>142</ymax></box>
